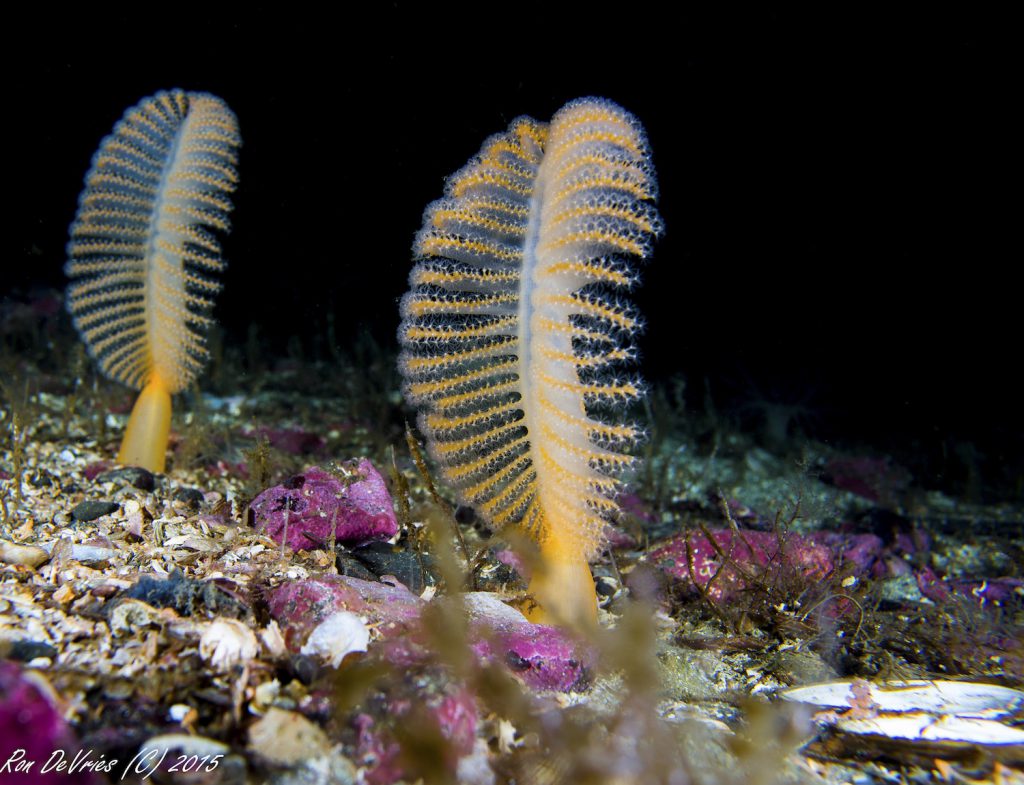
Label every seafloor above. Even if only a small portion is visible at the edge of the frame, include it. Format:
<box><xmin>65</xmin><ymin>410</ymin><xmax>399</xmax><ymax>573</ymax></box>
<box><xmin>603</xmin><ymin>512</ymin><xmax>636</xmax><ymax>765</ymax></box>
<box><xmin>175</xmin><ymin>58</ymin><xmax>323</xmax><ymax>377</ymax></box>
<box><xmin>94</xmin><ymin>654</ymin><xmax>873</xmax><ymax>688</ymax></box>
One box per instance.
<box><xmin>1</xmin><ymin>294</ymin><xmax>1022</xmax><ymax>785</ymax></box>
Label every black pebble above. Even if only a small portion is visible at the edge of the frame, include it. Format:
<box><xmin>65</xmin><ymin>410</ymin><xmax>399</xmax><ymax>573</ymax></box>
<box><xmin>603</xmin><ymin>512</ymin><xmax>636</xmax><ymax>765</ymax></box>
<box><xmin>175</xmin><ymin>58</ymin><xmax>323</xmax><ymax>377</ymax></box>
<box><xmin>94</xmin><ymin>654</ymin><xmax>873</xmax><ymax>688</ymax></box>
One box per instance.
<box><xmin>335</xmin><ymin>553</ymin><xmax>378</xmax><ymax>582</ymax></box>
<box><xmin>71</xmin><ymin>500</ymin><xmax>120</xmax><ymax>522</ymax></box>
<box><xmin>290</xmin><ymin>654</ymin><xmax>320</xmax><ymax>685</ymax></box>
<box><xmin>595</xmin><ymin>576</ymin><xmax>618</xmax><ymax>597</ymax></box>
<box><xmin>8</xmin><ymin>639</ymin><xmax>58</xmax><ymax>661</ymax></box>
<box><xmin>30</xmin><ymin>469</ymin><xmax>56</xmax><ymax>488</ymax></box>
<box><xmin>172</xmin><ymin>487</ymin><xmax>205</xmax><ymax>507</ymax></box>
<box><xmin>122</xmin><ymin>571</ymin><xmax>194</xmax><ymax>612</ymax></box>
<box><xmin>350</xmin><ymin>541</ymin><xmax>436</xmax><ymax>593</ymax></box>
<box><xmin>95</xmin><ymin>466</ymin><xmax>156</xmax><ymax>491</ymax></box>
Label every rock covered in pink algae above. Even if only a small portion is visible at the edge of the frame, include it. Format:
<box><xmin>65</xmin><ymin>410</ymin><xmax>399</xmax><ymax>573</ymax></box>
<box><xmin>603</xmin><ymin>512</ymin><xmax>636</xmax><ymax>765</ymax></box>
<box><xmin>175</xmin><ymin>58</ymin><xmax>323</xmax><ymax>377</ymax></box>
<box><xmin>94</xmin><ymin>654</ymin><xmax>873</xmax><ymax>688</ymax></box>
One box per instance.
<box><xmin>651</xmin><ymin>529</ymin><xmax>834</xmax><ymax>602</ymax></box>
<box><xmin>915</xmin><ymin>568</ymin><xmax>1024</xmax><ymax>607</ymax></box>
<box><xmin>244</xmin><ymin>425</ymin><xmax>327</xmax><ymax>456</ymax></box>
<box><xmin>463</xmin><ymin>592</ymin><xmax>594</xmax><ymax>692</ymax></box>
<box><xmin>266</xmin><ymin>576</ymin><xmax>368</xmax><ymax>650</ymax></box>
<box><xmin>809</xmin><ymin>532</ymin><xmax>885</xmax><ymax>575</ymax></box>
<box><xmin>251</xmin><ymin>462</ymin><xmax>398</xmax><ymax>550</ymax></box>
<box><xmin>266</xmin><ymin>575</ymin><xmax>422</xmax><ymax>650</ymax></box>
<box><xmin>354</xmin><ymin>686</ymin><xmax>480</xmax><ymax>785</ymax></box>
<box><xmin>822</xmin><ymin>455</ymin><xmax>911</xmax><ymax>504</ymax></box>
<box><xmin>268</xmin><ymin>576</ymin><xmax>593</xmax><ymax>693</ymax></box>
<box><xmin>0</xmin><ymin>661</ymin><xmax>101</xmax><ymax>785</ymax></box>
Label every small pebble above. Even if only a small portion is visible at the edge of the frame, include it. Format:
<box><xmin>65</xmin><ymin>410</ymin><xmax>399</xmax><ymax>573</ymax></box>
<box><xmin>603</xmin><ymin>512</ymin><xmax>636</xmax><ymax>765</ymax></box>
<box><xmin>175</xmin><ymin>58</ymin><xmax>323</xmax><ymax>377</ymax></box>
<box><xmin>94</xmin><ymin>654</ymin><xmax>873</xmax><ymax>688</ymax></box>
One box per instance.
<box><xmin>95</xmin><ymin>466</ymin><xmax>156</xmax><ymax>490</ymax></box>
<box><xmin>168</xmin><ymin>704</ymin><xmax>192</xmax><ymax>722</ymax></box>
<box><xmin>71</xmin><ymin>500</ymin><xmax>119</xmax><ymax>522</ymax></box>
<box><xmin>172</xmin><ymin>487</ymin><xmax>206</xmax><ymax>507</ymax></box>
<box><xmin>290</xmin><ymin>654</ymin><xmax>320</xmax><ymax>685</ymax></box>
<box><xmin>8</xmin><ymin>640</ymin><xmax>58</xmax><ymax>661</ymax></box>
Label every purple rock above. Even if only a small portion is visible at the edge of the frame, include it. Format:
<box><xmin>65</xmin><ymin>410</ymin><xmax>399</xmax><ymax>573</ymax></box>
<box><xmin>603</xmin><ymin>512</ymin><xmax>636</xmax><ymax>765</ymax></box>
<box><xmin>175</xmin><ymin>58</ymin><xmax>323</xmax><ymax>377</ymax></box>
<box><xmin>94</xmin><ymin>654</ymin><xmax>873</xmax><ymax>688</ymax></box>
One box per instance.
<box><xmin>471</xmin><ymin>628</ymin><xmax>590</xmax><ymax>692</ymax></box>
<box><xmin>603</xmin><ymin>524</ymin><xmax>638</xmax><ymax>550</ymax></box>
<box><xmin>354</xmin><ymin>713</ymin><xmax>403</xmax><ymax>785</ymax></box>
<box><xmin>266</xmin><ymin>576</ymin><xmax>368</xmax><ymax>649</ymax></box>
<box><xmin>251</xmin><ymin>463</ymin><xmax>398</xmax><ymax>550</ymax></box>
<box><xmin>617</xmin><ymin>492</ymin><xmax>657</xmax><ymax>525</ymax></box>
<box><xmin>267</xmin><ymin>576</ymin><xmax>423</xmax><ymax>651</ymax></box>
<box><xmin>949</xmin><ymin>578</ymin><xmax>1024</xmax><ymax>606</ymax></box>
<box><xmin>269</xmin><ymin>577</ymin><xmax>593</xmax><ymax>693</ymax></box>
<box><xmin>432</xmin><ymin>688</ymin><xmax>478</xmax><ymax>756</ymax></box>
<box><xmin>246</xmin><ymin>426</ymin><xmax>327</xmax><ymax>456</ymax></box>
<box><xmin>354</xmin><ymin>687</ymin><xmax>479</xmax><ymax>785</ymax></box>
<box><xmin>915</xmin><ymin>566</ymin><xmax>949</xmax><ymax>601</ymax></box>
<box><xmin>823</xmin><ymin>455</ymin><xmax>911</xmax><ymax>504</ymax></box>
<box><xmin>463</xmin><ymin>593</ymin><xmax>594</xmax><ymax>692</ymax></box>
<box><xmin>650</xmin><ymin>529</ymin><xmax>834</xmax><ymax>603</ymax></box>
<box><xmin>0</xmin><ymin>661</ymin><xmax>100</xmax><ymax>785</ymax></box>
<box><xmin>881</xmin><ymin>555</ymin><xmax>913</xmax><ymax>578</ymax></box>
<box><xmin>494</xmin><ymin>549</ymin><xmax>524</xmax><ymax>574</ymax></box>
<box><xmin>808</xmin><ymin>532</ymin><xmax>884</xmax><ymax>575</ymax></box>
<box><xmin>916</xmin><ymin>570</ymin><xmax>1024</xmax><ymax>608</ymax></box>
<box><xmin>893</xmin><ymin>527</ymin><xmax>931</xmax><ymax>557</ymax></box>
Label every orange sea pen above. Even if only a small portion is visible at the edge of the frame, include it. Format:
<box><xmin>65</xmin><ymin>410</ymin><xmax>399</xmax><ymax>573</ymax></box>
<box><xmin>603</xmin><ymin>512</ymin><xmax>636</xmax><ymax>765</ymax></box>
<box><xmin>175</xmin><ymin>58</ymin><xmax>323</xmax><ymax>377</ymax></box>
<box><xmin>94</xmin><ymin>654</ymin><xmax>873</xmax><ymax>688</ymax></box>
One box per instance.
<box><xmin>399</xmin><ymin>98</ymin><xmax>661</xmax><ymax>626</ymax></box>
<box><xmin>65</xmin><ymin>90</ymin><xmax>240</xmax><ymax>473</ymax></box>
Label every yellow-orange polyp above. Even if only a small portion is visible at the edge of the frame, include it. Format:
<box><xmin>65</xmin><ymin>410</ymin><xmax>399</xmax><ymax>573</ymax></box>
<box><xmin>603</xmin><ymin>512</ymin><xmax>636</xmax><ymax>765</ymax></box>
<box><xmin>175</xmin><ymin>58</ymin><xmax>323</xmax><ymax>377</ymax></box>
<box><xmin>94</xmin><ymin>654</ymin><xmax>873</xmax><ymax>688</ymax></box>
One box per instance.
<box><xmin>117</xmin><ymin>375</ymin><xmax>172</xmax><ymax>473</ymax></box>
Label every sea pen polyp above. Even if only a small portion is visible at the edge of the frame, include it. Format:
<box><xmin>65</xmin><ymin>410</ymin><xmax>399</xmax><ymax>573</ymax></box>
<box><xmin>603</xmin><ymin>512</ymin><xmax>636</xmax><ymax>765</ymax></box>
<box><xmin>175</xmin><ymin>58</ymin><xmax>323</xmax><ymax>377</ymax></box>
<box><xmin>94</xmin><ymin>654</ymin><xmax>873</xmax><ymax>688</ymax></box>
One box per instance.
<box><xmin>399</xmin><ymin>98</ymin><xmax>661</xmax><ymax>626</ymax></box>
<box><xmin>65</xmin><ymin>90</ymin><xmax>240</xmax><ymax>473</ymax></box>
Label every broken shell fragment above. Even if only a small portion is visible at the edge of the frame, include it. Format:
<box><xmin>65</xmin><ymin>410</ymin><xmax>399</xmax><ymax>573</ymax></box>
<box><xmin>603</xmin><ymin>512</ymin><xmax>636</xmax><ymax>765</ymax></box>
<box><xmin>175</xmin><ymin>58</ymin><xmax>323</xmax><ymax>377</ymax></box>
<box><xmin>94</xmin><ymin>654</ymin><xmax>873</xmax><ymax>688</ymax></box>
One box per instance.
<box><xmin>780</xmin><ymin>679</ymin><xmax>1023</xmax><ymax>719</ymax></box>
<box><xmin>0</xmin><ymin>539</ymin><xmax>49</xmax><ymax>568</ymax></box>
<box><xmin>780</xmin><ymin>680</ymin><xmax>1024</xmax><ymax>749</ymax></box>
<box><xmin>838</xmin><ymin>712</ymin><xmax>1024</xmax><ymax>746</ymax></box>
<box><xmin>299</xmin><ymin>610</ymin><xmax>370</xmax><ymax>668</ymax></box>
<box><xmin>199</xmin><ymin>618</ymin><xmax>259</xmax><ymax>670</ymax></box>
<box><xmin>248</xmin><ymin>707</ymin><xmax>331</xmax><ymax>764</ymax></box>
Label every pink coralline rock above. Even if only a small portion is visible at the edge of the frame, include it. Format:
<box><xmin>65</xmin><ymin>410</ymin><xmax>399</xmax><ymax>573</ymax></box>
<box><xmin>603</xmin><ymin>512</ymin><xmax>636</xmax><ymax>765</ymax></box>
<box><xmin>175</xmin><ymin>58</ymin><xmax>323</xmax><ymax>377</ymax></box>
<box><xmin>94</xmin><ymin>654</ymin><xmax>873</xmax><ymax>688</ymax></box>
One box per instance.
<box><xmin>617</xmin><ymin>492</ymin><xmax>658</xmax><ymax>525</ymax></box>
<box><xmin>893</xmin><ymin>527</ymin><xmax>931</xmax><ymax>557</ymax></box>
<box><xmin>267</xmin><ymin>575</ymin><xmax>422</xmax><ymax>649</ymax></box>
<box><xmin>354</xmin><ymin>713</ymin><xmax>403</xmax><ymax>785</ymax></box>
<box><xmin>266</xmin><ymin>576</ymin><xmax>369</xmax><ymax>649</ymax></box>
<box><xmin>823</xmin><ymin>455</ymin><xmax>911</xmax><ymax>504</ymax></box>
<box><xmin>463</xmin><ymin>592</ymin><xmax>594</xmax><ymax>692</ymax></box>
<box><xmin>807</xmin><ymin>532</ymin><xmax>884</xmax><ymax>575</ymax></box>
<box><xmin>948</xmin><ymin>578</ymin><xmax>1024</xmax><ymax>606</ymax></box>
<box><xmin>83</xmin><ymin>461</ymin><xmax>112</xmax><ymax>481</ymax></box>
<box><xmin>245</xmin><ymin>426</ymin><xmax>326</xmax><ymax>456</ymax></box>
<box><xmin>269</xmin><ymin>577</ymin><xmax>593</xmax><ymax>693</ymax></box>
<box><xmin>493</xmin><ymin>549</ymin><xmax>524</xmax><ymax>574</ymax></box>
<box><xmin>251</xmin><ymin>463</ymin><xmax>398</xmax><ymax>550</ymax></box>
<box><xmin>354</xmin><ymin>687</ymin><xmax>480</xmax><ymax>785</ymax></box>
<box><xmin>603</xmin><ymin>524</ymin><xmax>639</xmax><ymax>550</ymax></box>
<box><xmin>0</xmin><ymin>662</ymin><xmax>101</xmax><ymax>785</ymax></box>
<box><xmin>915</xmin><ymin>569</ymin><xmax>1024</xmax><ymax>607</ymax></box>
<box><xmin>651</xmin><ymin>529</ymin><xmax>834</xmax><ymax>602</ymax></box>
<box><xmin>431</xmin><ymin>688</ymin><xmax>479</xmax><ymax>756</ymax></box>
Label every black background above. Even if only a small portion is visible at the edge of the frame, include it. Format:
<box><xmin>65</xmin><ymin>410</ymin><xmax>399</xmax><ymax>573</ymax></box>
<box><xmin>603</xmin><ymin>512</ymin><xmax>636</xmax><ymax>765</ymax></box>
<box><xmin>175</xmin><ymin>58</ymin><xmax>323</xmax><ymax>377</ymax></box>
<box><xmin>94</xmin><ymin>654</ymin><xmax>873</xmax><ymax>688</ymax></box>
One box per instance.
<box><xmin>9</xmin><ymin>9</ymin><xmax>1019</xmax><ymax>497</ymax></box>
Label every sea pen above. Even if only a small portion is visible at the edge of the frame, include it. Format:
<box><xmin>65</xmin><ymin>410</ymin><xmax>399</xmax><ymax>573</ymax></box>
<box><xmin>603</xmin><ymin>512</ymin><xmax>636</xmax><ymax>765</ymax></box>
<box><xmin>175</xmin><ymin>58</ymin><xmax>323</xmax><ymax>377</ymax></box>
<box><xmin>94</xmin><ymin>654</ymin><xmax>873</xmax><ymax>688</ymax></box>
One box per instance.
<box><xmin>65</xmin><ymin>90</ymin><xmax>240</xmax><ymax>473</ymax></box>
<box><xmin>399</xmin><ymin>98</ymin><xmax>661</xmax><ymax>625</ymax></box>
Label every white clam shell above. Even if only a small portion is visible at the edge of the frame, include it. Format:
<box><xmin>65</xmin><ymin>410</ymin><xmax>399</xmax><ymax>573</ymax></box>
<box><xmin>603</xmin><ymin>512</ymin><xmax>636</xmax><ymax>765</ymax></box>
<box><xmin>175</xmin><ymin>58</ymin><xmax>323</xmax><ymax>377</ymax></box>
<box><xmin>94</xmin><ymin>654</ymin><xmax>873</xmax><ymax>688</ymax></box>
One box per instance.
<box><xmin>780</xmin><ymin>680</ymin><xmax>1024</xmax><ymax>747</ymax></box>
<box><xmin>837</xmin><ymin>712</ymin><xmax>1024</xmax><ymax>745</ymax></box>
<box><xmin>780</xmin><ymin>679</ymin><xmax>1023</xmax><ymax>719</ymax></box>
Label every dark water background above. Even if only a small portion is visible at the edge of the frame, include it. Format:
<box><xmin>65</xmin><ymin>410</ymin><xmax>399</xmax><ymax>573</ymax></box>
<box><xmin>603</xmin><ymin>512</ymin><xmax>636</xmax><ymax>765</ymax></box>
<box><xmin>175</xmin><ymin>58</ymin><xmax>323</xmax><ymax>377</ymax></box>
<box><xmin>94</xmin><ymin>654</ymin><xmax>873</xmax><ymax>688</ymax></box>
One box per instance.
<box><xmin>9</xmin><ymin>10</ymin><xmax>1019</xmax><ymax>501</ymax></box>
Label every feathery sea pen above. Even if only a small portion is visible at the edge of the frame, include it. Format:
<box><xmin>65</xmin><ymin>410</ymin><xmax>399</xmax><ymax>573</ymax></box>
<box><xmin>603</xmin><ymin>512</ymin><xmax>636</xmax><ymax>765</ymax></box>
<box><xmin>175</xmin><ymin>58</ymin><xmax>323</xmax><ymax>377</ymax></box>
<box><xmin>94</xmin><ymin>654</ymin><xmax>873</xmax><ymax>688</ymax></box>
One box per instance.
<box><xmin>65</xmin><ymin>90</ymin><xmax>240</xmax><ymax>473</ymax></box>
<box><xmin>399</xmin><ymin>98</ymin><xmax>661</xmax><ymax>626</ymax></box>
